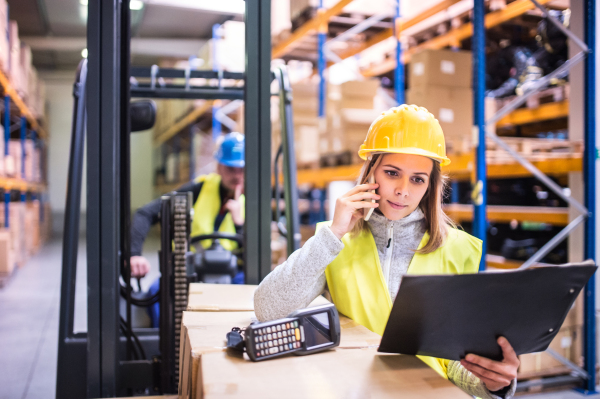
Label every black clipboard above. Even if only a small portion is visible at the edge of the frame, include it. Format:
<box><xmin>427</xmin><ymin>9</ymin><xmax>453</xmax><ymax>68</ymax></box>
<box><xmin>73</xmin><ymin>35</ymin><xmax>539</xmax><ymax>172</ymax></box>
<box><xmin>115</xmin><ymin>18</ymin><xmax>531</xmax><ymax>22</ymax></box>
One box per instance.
<box><xmin>377</xmin><ymin>261</ymin><xmax>597</xmax><ymax>361</ymax></box>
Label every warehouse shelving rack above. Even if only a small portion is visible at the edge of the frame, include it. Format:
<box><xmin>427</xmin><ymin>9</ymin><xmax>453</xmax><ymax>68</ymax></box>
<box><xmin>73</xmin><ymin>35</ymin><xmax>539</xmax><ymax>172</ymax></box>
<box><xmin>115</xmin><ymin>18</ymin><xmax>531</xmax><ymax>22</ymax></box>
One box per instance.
<box><xmin>278</xmin><ymin>0</ymin><xmax>597</xmax><ymax>393</ymax></box>
<box><xmin>0</xmin><ymin>65</ymin><xmax>47</xmax><ymax>235</ymax></box>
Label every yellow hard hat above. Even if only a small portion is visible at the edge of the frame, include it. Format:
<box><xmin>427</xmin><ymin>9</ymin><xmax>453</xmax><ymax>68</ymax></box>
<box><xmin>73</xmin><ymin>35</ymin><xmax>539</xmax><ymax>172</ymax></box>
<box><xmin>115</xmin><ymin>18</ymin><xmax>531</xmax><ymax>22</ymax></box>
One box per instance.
<box><xmin>358</xmin><ymin>104</ymin><xmax>451</xmax><ymax>166</ymax></box>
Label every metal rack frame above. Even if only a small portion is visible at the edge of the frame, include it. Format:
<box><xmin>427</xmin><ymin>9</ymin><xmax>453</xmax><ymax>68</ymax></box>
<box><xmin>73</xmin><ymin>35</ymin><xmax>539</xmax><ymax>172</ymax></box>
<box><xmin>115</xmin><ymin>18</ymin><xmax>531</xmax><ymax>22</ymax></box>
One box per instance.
<box><xmin>282</xmin><ymin>0</ymin><xmax>597</xmax><ymax>392</ymax></box>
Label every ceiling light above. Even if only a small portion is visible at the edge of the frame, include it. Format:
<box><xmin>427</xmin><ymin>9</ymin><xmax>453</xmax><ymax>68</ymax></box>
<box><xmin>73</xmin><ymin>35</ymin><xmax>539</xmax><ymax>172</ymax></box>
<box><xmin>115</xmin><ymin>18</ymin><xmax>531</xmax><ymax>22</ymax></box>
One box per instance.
<box><xmin>130</xmin><ymin>0</ymin><xmax>144</xmax><ymax>10</ymax></box>
<box><xmin>80</xmin><ymin>0</ymin><xmax>88</xmax><ymax>4</ymax></box>
<box><xmin>81</xmin><ymin>48</ymin><xmax>88</xmax><ymax>58</ymax></box>
<box><xmin>146</xmin><ymin>0</ymin><xmax>244</xmax><ymax>14</ymax></box>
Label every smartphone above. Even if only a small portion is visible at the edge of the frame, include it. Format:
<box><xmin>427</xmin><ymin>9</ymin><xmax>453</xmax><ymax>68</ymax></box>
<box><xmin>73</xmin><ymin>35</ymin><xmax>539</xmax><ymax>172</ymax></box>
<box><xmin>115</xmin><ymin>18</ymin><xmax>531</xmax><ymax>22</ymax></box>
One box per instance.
<box><xmin>364</xmin><ymin>174</ymin><xmax>377</xmax><ymax>221</ymax></box>
<box><xmin>244</xmin><ymin>304</ymin><xmax>341</xmax><ymax>361</ymax></box>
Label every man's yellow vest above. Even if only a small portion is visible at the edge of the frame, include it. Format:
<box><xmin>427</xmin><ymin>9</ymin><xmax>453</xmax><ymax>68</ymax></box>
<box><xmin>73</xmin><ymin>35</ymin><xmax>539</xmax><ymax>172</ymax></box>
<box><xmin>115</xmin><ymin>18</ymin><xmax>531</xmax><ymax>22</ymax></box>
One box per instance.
<box><xmin>317</xmin><ymin>222</ymin><xmax>482</xmax><ymax>379</ymax></box>
<box><xmin>191</xmin><ymin>173</ymin><xmax>245</xmax><ymax>252</ymax></box>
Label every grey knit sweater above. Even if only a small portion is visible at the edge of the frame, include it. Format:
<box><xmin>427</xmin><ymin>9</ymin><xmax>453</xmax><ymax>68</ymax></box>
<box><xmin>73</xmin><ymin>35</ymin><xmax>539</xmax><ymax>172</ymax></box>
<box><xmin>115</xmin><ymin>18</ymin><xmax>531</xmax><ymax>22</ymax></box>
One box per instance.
<box><xmin>254</xmin><ymin>208</ymin><xmax>516</xmax><ymax>399</ymax></box>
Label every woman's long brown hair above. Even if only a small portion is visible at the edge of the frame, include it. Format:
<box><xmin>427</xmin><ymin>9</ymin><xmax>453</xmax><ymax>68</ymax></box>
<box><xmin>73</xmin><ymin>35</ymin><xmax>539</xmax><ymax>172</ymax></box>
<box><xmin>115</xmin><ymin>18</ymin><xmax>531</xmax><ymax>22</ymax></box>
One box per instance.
<box><xmin>350</xmin><ymin>153</ymin><xmax>455</xmax><ymax>254</ymax></box>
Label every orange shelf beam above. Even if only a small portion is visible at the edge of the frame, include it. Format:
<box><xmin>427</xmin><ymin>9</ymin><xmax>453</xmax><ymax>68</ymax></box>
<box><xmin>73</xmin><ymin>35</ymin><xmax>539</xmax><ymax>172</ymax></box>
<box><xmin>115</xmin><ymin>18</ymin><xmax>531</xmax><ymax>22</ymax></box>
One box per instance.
<box><xmin>0</xmin><ymin>69</ymin><xmax>46</xmax><ymax>139</ymax></box>
<box><xmin>496</xmin><ymin>101</ymin><xmax>569</xmax><ymax>128</ymax></box>
<box><xmin>336</xmin><ymin>0</ymin><xmax>463</xmax><ymax>62</ymax></box>
<box><xmin>296</xmin><ymin>153</ymin><xmax>581</xmax><ymax>187</ymax></box>
<box><xmin>0</xmin><ymin>177</ymin><xmax>45</xmax><ymax>192</ymax></box>
<box><xmin>362</xmin><ymin>0</ymin><xmax>553</xmax><ymax>77</ymax></box>
<box><xmin>272</xmin><ymin>0</ymin><xmax>354</xmax><ymax>59</ymax></box>
<box><xmin>444</xmin><ymin>203</ymin><xmax>569</xmax><ymax>226</ymax></box>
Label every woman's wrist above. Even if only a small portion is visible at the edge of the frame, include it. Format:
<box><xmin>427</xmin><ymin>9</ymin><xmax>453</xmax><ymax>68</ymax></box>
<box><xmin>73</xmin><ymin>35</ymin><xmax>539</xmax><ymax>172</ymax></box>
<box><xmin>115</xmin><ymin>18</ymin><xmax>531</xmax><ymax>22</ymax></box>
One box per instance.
<box><xmin>329</xmin><ymin>224</ymin><xmax>345</xmax><ymax>240</ymax></box>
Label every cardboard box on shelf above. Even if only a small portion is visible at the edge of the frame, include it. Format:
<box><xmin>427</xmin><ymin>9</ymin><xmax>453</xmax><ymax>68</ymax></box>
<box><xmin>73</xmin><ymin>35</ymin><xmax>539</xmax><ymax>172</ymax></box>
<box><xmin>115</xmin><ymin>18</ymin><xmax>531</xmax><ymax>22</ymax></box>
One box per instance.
<box><xmin>6</xmin><ymin>139</ymin><xmax>23</xmax><ymax>178</ymax></box>
<box><xmin>409</xmin><ymin>49</ymin><xmax>472</xmax><ymax>89</ymax></box>
<box><xmin>8</xmin><ymin>201</ymin><xmax>26</xmax><ymax>267</ymax></box>
<box><xmin>8</xmin><ymin>21</ymin><xmax>21</xmax><ymax>93</ymax></box>
<box><xmin>19</xmin><ymin>42</ymin><xmax>32</xmax><ymax>99</ymax></box>
<box><xmin>0</xmin><ymin>0</ymin><xmax>8</xmax><ymax>74</ymax></box>
<box><xmin>0</xmin><ymin>228</ymin><xmax>15</xmax><ymax>275</ymax></box>
<box><xmin>406</xmin><ymin>86</ymin><xmax>473</xmax><ymax>151</ymax></box>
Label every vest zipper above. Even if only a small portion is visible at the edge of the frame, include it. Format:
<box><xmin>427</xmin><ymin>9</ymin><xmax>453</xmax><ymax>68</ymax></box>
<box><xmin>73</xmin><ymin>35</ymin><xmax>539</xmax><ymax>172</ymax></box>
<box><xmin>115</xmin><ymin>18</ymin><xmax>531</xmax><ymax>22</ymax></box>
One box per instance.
<box><xmin>382</xmin><ymin>223</ymin><xmax>394</xmax><ymax>290</ymax></box>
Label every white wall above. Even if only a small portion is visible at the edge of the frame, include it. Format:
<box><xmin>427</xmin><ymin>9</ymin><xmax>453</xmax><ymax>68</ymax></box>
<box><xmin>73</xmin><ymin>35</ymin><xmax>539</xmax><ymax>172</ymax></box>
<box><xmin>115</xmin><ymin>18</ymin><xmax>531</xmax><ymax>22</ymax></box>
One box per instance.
<box><xmin>42</xmin><ymin>70</ymin><xmax>156</xmax><ymax>233</ymax></box>
<box><xmin>130</xmin><ymin>128</ymin><xmax>154</xmax><ymax>210</ymax></box>
<box><xmin>42</xmin><ymin>70</ymin><xmax>85</xmax><ymax>234</ymax></box>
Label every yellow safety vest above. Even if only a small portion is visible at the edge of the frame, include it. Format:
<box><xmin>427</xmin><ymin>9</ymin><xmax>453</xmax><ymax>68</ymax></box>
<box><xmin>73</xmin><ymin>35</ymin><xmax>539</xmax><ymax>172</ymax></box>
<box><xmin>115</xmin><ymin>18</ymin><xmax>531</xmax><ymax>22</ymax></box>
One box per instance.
<box><xmin>191</xmin><ymin>173</ymin><xmax>245</xmax><ymax>252</ymax></box>
<box><xmin>317</xmin><ymin>222</ymin><xmax>482</xmax><ymax>379</ymax></box>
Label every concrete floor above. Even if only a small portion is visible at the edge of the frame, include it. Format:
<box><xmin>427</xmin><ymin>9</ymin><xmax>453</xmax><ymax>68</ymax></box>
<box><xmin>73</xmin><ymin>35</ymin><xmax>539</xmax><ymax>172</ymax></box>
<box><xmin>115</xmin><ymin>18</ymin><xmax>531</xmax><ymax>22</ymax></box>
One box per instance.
<box><xmin>0</xmin><ymin>237</ymin><xmax>598</xmax><ymax>399</ymax></box>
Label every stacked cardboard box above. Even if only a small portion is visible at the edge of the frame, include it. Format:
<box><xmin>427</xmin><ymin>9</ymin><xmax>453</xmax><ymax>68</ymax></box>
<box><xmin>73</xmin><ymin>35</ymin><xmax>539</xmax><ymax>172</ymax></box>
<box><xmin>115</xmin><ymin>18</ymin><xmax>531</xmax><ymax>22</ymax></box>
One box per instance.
<box><xmin>5</xmin><ymin>139</ymin><xmax>22</xmax><ymax>178</ymax></box>
<box><xmin>0</xmin><ymin>227</ymin><xmax>15</xmax><ymax>275</ymax></box>
<box><xmin>322</xmin><ymin>79</ymin><xmax>380</xmax><ymax>164</ymax></box>
<box><xmin>0</xmin><ymin>0</ymin><xmax>8</xmax><ymax>74</ymax></box>
<box><xmin>274</xmin><ymin>79</ymin><xmax>381</xmax><ymax>168</ymax></box>
<box><xmin>407</xmin><ymin>49</ymin><xmax>473</xmax><ymax>154</ymax></box>
<box><xmin>179</xmin><ymin>284</ymin><xmax>467</xmax><ymax>398</ymax></box>
<box><xmin>197</xmin><ymin>21</ymin><xmax>245</xmax><ymax>73</ymax></box>
<box><xmin>8</xmin><ymin>21</ymin><xmax>21</xmax><ymax>94</ymax></box>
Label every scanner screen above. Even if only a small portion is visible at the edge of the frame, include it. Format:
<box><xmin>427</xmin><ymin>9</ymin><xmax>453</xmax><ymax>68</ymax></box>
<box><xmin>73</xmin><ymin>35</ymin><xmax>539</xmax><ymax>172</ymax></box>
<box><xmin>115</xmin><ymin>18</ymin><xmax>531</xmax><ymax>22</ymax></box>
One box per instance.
<box><xmin>303</xmin><ymin>312</ymin><xmax>332</xmax><ymax>349</ymax></box>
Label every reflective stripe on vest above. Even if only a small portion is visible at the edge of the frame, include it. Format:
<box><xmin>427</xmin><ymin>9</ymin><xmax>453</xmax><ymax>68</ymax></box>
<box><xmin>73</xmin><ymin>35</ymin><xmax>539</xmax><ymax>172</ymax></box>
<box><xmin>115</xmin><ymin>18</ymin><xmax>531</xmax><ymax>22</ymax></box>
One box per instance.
<box><xmin>318</xmin><ymin>222</ymin><xmax>482</xmax><ymax>379</ymax></box>
<box><xmin>191</xmin><ymin>173</ymin><xmax>245</xmax><ymax>252</ymax></box>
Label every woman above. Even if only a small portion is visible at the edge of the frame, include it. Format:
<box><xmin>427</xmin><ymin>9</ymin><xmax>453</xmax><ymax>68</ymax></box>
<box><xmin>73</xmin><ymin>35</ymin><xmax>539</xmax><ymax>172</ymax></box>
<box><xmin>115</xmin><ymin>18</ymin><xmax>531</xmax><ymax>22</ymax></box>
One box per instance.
<box><xmin>255</xmin><ymin>105</ymin><xmax>519</xmax><ymax>398</ymax></box>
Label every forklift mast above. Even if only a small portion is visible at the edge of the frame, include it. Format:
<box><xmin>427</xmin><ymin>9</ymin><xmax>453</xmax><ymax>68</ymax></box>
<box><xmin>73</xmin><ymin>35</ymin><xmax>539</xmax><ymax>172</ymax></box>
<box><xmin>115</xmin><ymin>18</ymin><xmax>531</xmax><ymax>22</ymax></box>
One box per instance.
<box><xmin>56</xmin><ymin>1</ymin><xmax>294</xmax><ymax>397</ymax></box>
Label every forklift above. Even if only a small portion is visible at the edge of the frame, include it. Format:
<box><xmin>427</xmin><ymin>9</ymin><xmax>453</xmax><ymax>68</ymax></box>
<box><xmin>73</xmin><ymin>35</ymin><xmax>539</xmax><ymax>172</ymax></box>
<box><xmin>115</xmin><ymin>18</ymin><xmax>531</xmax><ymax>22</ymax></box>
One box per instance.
<box><xmin>56</xmin><ymin>0</ymin><xmax>300</xmax><ymax>397</ymax></box>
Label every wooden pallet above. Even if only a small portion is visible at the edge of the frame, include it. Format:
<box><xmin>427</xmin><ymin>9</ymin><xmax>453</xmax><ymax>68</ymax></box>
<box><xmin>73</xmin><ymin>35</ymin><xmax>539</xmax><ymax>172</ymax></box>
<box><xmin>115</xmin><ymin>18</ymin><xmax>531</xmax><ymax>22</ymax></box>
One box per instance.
<box><xmin>486</xmin><ymin>138</ymin><xmax>583</xmax><ymax>160</ymax></box>
<box><xmin>319</xmin><ymin>151</ymin><xmax>354</xmax><ymax>168</ymax></box>
<box><xmin>496</xmin><ymin>85</ymin><xmax>569</xmax><ymax>110</ymax></box>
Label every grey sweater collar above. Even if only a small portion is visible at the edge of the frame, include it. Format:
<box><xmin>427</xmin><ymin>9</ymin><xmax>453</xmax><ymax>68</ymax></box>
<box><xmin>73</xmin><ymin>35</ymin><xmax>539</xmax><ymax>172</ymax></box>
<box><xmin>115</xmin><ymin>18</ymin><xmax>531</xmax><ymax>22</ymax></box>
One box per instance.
<box><xmin>367</xmin><ymin>207</ymin><xmax>427</xmax><ymax>254</ymax></box>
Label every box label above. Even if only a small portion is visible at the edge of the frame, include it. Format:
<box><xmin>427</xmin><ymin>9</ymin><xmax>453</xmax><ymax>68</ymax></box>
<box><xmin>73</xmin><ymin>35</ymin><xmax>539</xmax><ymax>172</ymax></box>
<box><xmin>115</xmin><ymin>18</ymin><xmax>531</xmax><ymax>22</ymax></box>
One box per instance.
<box><xmin>439</xmin><ymin>108</ymin><xmax>454</xmax><ymax>123</ymax></box>
<box><xmin>413</xmin><ymin>62</ymin><xmax>424</xmax><ymax>76</ymax></box>
<box><xmin>440</xmin><ymin>60</ymin><xmax>455</xmax><ymax>75</ymax></box>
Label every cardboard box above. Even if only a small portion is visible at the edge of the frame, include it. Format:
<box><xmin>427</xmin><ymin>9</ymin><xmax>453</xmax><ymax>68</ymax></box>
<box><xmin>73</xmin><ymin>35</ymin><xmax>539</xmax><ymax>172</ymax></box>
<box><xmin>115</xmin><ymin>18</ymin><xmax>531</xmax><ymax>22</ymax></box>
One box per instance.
<box><xmin>180</xmin><ymin>294</ymin><xmax>336</xmax><ymax>398</ymax></box>
<box><xmin>0</xmin><ymin>228</ymin><xmax>15</xmax><ymax>274</ymax></box>
<box><xmin>8</xmin><ymin>21</ymin><xmax>21</xmax><ymax>93</ymax></box>
<box><xmin>0</xmin><ymin>0</ymin><xmax>8</xmax><ymax>74</ymax></box>
<box><xmin>19</xmin><ymin>42</ymin><xmax>31</xmax><ymax>99</ymax></box>
<box><xmin>409</xmin><ymin>49</ymin><xmax>472</xmax><ymax>89</ymax></box>
<box><xmin>187</xmin><ymin>283</ymin><xmax>258</xmax><ymax>312</ymax></box>
<box><xmin>195</xmin><ymin>346</ymin><xmax>465</xmax><ymax>399</ymax></box>
<box><xmin>179</xmin><ymin>307</ymin><xmax>463</xmax><ymax>399</ymax></box>
<box><xmin>406</xmin><ymin>86</ymin><xmax>473</xmax><ymax>145</ymax></box>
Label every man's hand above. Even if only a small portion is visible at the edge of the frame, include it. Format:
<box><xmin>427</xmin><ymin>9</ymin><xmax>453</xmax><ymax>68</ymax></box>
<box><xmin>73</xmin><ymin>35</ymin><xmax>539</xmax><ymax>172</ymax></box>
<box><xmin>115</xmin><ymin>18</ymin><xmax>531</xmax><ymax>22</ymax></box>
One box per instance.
<box><xmin>460</xmin><ymin>337</ymin><xmax>519</xmax><ymax>392</ymax></box>
<box><xmin>130</xmin><ymin>256</ymin><xmax>151</xmax><ymax>278</ymax></box>
<box><xmin>224</xmin><ymin>184</ymin><xmax>244</xmax><ymax>226</ymax></box>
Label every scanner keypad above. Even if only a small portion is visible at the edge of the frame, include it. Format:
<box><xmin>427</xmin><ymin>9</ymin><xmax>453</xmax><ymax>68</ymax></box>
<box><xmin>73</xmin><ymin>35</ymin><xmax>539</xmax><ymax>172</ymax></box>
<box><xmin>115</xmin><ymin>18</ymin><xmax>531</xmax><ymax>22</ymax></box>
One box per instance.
<box><xmin>253</xmin><ymin>320</ymin><xmax>302</xmax><ymax>358</ymax></box>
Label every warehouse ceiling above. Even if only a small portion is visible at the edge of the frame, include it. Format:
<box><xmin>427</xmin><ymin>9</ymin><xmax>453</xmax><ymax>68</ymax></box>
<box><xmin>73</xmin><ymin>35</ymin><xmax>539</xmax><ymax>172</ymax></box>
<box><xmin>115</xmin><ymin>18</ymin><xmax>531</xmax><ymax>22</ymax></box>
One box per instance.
<box><xmin>7</xmin><ymin>0</ymin><xmax>243</xmax><ymax>71</ymax></box>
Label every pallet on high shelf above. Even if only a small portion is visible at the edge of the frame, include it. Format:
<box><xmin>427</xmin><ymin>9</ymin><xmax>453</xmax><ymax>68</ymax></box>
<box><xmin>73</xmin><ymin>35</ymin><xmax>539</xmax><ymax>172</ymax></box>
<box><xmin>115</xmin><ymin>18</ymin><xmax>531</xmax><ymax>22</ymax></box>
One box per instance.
<box><xmin>495</xmin><ymin>84</ymin><xmax>569</xmax><ymax>110</ymax></box>
<box><xmin>486</xmin><ymin>138</ymin><xmax>583</xmax><ymax>164</ymax></box>
<box><xmin>319</xmin><ymin>151</ymin><xmax>353</xmax><ymax>169</ymax></box>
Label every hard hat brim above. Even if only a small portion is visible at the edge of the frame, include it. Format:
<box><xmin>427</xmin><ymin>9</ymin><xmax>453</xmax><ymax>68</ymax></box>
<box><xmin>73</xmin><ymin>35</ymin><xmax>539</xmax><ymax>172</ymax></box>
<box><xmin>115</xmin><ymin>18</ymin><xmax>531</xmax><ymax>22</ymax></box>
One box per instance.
<box><xmin>218</xmin><ymin>159</ymin><xmax>245</xmax><ymax>168</ymax></box>
<box><xmin>358</xmin><ymin>147</ymin><xmax>451</xmax><ymax>167</ymax></box>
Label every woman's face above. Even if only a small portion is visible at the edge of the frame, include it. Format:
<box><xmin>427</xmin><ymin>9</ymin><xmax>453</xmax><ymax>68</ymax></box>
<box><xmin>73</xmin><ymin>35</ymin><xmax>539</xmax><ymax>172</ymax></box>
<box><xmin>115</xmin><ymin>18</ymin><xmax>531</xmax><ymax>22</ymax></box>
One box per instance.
<box><xmin>373</xmin><ymin>153</ymin><xmax>434</xmax><ymax>220</ymax></box>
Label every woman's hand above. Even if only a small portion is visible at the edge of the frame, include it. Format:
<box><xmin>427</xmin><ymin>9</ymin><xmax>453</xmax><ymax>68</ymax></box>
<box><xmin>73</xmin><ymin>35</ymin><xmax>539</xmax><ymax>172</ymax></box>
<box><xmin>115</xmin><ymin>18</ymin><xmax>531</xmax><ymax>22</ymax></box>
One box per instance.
<box><xmin>460</xmin><ymin>337</ymin><xmax>520</xmax><ymax>392</ymax></box>
<box><xmin>329</xmin><ymin>183</ymin><xmax>380</xmax><ymax>240</ymax></box>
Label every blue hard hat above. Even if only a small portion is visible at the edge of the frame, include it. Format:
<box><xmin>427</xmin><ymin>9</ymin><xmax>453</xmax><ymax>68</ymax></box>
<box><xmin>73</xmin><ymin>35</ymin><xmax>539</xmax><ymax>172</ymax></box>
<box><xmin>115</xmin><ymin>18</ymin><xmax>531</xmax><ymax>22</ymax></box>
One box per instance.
<box><xmin>215</xmin><ymin>132</ymin><xmax>245</xmax><ymax>168</ymax></box>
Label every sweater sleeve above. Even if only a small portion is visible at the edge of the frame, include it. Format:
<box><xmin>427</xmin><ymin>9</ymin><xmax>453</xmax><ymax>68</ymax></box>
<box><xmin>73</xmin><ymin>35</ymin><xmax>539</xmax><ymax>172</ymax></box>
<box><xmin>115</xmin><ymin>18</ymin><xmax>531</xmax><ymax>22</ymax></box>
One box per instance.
<box><xmin>254</xmin><ymin>225</ymin><xmax>344</xmax><ymax>321</ymax></box>
<box><xmin>130</xmin><ymin>180</ymin><xmax>203</xmax><ymax>256</ymax></box>
<box><xmin>447</xmin><ymin>361</ymin><xmax>517</xmax><ymax>399</ymax></box>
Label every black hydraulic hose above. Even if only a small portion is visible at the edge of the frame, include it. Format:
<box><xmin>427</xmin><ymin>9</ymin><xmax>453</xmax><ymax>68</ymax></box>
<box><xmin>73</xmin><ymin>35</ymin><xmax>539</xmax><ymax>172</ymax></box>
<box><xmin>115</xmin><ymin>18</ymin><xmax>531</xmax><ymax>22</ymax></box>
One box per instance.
<box><xmin>120</xmin><ymin>316</ymin><xmax>147</xmax><ymax>360</ymax></box>
<box><xmin>119</xmin><ymin>284</ymin><xmax>160</xmax><ymax>307</ymax></box>
<box><xmin>273</xmin><ymin>144</ymin><xmax>287</xmax><ymax>237</ymax></box>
